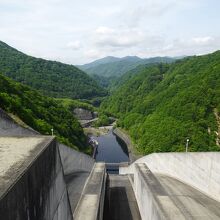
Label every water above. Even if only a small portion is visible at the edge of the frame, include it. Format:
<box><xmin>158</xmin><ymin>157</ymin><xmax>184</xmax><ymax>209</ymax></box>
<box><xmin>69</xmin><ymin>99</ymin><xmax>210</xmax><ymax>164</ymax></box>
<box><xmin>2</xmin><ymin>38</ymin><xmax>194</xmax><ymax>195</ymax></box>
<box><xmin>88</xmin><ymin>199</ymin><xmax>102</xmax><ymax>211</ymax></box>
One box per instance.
<box><xmin>91</xmin><ymin>129</ymin><xmax>129</xmax><ymax>163</ymax></box>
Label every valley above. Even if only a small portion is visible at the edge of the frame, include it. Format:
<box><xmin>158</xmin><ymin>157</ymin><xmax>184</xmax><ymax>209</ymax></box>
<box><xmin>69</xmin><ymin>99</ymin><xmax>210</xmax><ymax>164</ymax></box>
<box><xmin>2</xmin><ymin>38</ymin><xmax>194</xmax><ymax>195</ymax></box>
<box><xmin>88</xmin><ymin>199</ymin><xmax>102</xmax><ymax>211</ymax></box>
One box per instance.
<box><xmin>0</xmin><ymin>42</ymin><xmax>220</xmax><ymax>220</ymax></box>
<box><xmin>1</xmin><ymin>1</ymin><xmax>220</xmax><ymax>219</ymax></box>
<box><xmin>0</xmin><ymin>41</ymin><xmax>219</xmax><ymax>157</ymax></box>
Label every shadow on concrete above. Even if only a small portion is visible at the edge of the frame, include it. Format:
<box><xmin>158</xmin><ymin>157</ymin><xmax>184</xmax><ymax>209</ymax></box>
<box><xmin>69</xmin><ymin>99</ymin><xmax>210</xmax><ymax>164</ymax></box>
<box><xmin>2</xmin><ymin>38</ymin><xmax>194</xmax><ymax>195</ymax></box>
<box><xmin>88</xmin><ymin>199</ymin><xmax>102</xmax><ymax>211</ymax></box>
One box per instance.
<box><xmin>103</xmin><ymin>174</ymin><xmax>140</xmax><ymax>220</ymax></box>
<box><xmin>64</xmin><ymin>171</ymin><xmax>90</xmax><ymax>212</ymax></box>
<box><xmin>104</xmin><ymin>187</ymin><xmax>133</xmax><ymax>220</ymax></box>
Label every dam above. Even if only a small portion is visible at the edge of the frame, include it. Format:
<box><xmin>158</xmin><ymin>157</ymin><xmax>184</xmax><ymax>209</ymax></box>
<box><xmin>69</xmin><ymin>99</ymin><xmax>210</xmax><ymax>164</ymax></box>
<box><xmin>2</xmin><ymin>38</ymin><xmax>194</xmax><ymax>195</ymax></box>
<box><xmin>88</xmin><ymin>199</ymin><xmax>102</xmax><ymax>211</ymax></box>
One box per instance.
<box><xmin>0</xmin><ymin>109</ymin><xmax>220</xmax><ymax>219</ymax></box>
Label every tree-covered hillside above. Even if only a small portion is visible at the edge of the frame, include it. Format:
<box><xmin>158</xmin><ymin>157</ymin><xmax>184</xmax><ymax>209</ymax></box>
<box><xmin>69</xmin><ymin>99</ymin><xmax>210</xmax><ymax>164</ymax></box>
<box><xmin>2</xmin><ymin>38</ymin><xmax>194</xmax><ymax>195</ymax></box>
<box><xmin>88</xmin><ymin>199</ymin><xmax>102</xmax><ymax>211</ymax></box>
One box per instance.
<box><xmin>0</xmin><ymin>73</ymin><xmax>89</xmax><ymax>152</ymax></box>
<box><xmin>79</xmin><ymin>56</ymin><xmax>175</xmax><ymax>78</ymax></box>
<box><xmin>0</xmin><ymin>41</ymin><xmax>106</xmax><ymax>99</ymax></box>
<box><xmin>101</xmin><ymin>51</ymin><xmax>220</xmax><ymax>154</ymax></box>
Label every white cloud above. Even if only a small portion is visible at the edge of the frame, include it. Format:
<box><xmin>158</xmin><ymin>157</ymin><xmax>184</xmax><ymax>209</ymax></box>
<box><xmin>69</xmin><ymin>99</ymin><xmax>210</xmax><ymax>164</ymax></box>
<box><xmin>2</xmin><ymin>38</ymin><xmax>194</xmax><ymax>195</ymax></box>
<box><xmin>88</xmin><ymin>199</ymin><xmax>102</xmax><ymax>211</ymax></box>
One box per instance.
<box><xmin>96</xmin><ymin>35</ymin><xmax>143</xmax><ymax>48</ymax></box>
<box><xmin>95</xmin><ymin>27</ymin><xmax>145</xmax><ymax>48</ymax></box>
<box><xmin>66</xmin><ymin>41</ymin><xmax>81</xmax><ymax>50</ymax></box>
<box><xmin>192</xmin><ymin>36</ymin><xmax>214</xmax><ymax>45</ymax></box>
<box><xmin>0</xmin><ymin>0</ymin><xmax>219</xmax><ymax>64</ymax></box>
<box><xmin>95</xmin><ymin>26</ymin><xmax>115</xmax><ymax>35</ymax></box>
<box><xmin>142</xmin><ymin>36</ymin><xmax>220</xmax><ymax>58</ymax></box>
<box><xmin>84</xmin><ymin>49</ymin><xmax>102</xmax><ymax>59</ymax></box>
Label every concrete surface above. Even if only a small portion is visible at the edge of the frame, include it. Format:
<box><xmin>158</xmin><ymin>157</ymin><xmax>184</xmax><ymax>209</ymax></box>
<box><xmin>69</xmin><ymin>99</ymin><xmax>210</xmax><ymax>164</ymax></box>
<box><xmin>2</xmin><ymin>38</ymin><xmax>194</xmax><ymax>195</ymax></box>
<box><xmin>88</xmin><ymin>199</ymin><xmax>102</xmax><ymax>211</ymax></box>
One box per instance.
<box><xmin>0</xmin><ymin>136</ymin><xmax>54</xmax><ymax>197</ymax></box>
<box><xmin>0</xmin><ymin>108</ymin><xmax>95</xmax><ymax>214</ymax></box>
<box><xmin>65</xmin><ymin>170</ymin><xmax>90</xmax><ymax>212</ymax></box>
<box><xmin>80</xmin><ymin>118</ymin><xmax>99</xmax><ymax>127</ymax></box>
<box><xmin>0</xmin><ymin>107</ymin><xmax>98</xmax><ymax>219</ymax></box>
<box><xmin>132</xmin><ymin>163</ymin><xmax>220</xmax><ymax>220</ymax></box>
<box><xmin>134</xmin><ymin>163</ymin><xmax>169</xmax><ymax>220</ymax></box>
<box><xmin>0</xmin><ymin>136</ymin><xmax>47</xmax><ymax>178</ymax></box>
<box><xmin>73</xmin><ymin>108</ymin><xmax>94</xmax><ymax>120</ymax></box>
<box><xmin>58</xmin><ymin>144</ymin><xmax>95</xmax><ymax>212</ymax></box>
<box><xmin>157</xmin><ymin>174</ymin><xmax>220</xmax><ymax>219</ymax></box>
<box><xmin>0</xmin><ymin>136</ymin><xmax>73</xmax><ymax>220</ymax></box>
<box><xmin>104</xmin><ymin>174</ymin><xmax>141</xmax><ymax>220</ymax></box>
<box><xmin>120</xmin><ymin>152</ymin><xmax>220</xmax><ymax>203</ymax></box>
<box><xmin>59</xmin><ymin>143</ymin><xmax>94</xmax><ymax>175</ymax></box>
<box><xmin>0</xmin><ymin>108</ymin><xmax>38</xmax><ymax>135</ymax></box>
<box><xmin>74</xmin><ymin>163</ymin><xmax>106</xmax><ymax>220</ymax></box>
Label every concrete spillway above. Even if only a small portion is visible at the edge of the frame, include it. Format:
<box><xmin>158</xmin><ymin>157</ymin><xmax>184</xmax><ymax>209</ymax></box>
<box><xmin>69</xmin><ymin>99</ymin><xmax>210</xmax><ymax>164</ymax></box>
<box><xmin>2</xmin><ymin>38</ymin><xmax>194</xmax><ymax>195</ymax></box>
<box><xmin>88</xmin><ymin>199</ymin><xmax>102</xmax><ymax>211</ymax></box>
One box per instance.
<box><xmin>104</xmin><ymin>174</ymin><xmax>141</xmax><ymax>220</ymax></box>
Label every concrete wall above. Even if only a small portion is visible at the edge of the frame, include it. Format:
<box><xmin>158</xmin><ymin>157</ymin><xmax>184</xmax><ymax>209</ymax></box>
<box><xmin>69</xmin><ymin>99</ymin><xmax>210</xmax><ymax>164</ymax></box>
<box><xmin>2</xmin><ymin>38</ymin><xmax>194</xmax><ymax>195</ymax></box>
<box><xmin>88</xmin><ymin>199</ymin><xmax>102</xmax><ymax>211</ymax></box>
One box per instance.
<box><xmin>73</xmin><ymin>108</ymin><xmax>94</xmax><ymax>120</ymax></box>
<box><xmin>120</xmin><ymin>152</ymin><xmax>220</xmax><ymax>203</ymax></box>
<box><xmin>58</xmin><ymin>144</ymin><xmax>95</xmax><ymax>213</ymax></box>
<box><xmin>0</xmin><ymin>107</ymin><xmax>98</xmax><ymax>219</ymax></box>
<box><xmin>0</xmin><ymin>108</ymin><xmax>38</xmax><ymax>135</ymax></box>
<box><xmin>0</xmin><ymin>139</ymin><xmax>73</xmax><ymax>220</ymax></box>
<box><xmin>134</xmin><ymin>164</ymin><xmax>166</xmax><ymax>220</ymax></box>
<box><xmin>58</xmin><ymin>143</ymin><xmax>94</xmax><ymax>175</ymax></box>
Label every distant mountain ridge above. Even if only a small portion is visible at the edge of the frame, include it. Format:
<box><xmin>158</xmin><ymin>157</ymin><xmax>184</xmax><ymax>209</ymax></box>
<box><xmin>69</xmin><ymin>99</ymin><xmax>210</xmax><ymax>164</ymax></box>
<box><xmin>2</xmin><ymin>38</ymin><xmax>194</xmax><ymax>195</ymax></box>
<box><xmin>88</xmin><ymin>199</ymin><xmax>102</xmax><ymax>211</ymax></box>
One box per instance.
<box><xmin>78</xmin><ymin>56</ymin><xmax>175</xmax><ymax>78</ymax></box>
<box><xmin>0</xmin><ymin>41</ymin><xmax>106</xmax><ymax>99</ymax></box>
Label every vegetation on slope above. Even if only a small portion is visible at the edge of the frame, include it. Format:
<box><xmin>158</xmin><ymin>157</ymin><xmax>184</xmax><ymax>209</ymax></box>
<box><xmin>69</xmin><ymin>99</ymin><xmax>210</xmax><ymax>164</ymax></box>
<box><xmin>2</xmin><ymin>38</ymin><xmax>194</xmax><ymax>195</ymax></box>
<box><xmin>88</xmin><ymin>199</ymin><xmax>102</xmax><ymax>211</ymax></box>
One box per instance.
<box><xmin>101</xmin><ymin>51</ymin><xmax>220</xmax><ymax>154</ymax></box>
<box><xmin>0</xmin><ymin>41</ymin><xmax>106</xmax><ymax>99</ymax></box>
<box><xmin>79</xmin><ymin>56</ymin><xmax>175</xmax><ymax>78</ymax></box>
<box><xmin>0</xmin><ymin>73</ymin><xmax>89</xmax><ymax>152</ymax></box>
<box><xmin>56</xmin><ymin>98</ymin><xmax>96</xmax><ymax>112</ymax></box>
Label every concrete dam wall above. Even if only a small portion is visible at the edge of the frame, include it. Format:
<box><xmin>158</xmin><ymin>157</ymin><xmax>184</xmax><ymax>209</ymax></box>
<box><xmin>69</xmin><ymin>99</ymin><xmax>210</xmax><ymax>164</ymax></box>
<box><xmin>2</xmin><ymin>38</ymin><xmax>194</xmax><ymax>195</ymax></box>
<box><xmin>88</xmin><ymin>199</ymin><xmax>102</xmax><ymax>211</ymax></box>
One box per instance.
<box><xmin>0</xmin><ymin>137</ymin><xmax>73</xmax><ymax>220</ymax></box>
<box><xmin>0</xmin><ymin>108</ymin><xmax>103</xmax><ymax>220</ymax></box>
<box><xmin>2</xmin><ymin>108</ymin><xmax>220</xmax><ymax>219</ymax></box>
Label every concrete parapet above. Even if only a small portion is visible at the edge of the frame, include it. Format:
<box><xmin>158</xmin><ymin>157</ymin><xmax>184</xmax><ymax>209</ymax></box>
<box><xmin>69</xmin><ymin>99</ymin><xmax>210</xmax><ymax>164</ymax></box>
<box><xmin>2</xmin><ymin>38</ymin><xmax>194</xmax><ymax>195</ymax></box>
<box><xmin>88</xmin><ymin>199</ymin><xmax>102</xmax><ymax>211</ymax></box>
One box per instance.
<box><xmin>73</xmin><ymin>163</ymin><xmax>106</xmax><ymax>220</ymax></box>
<box><xmin>120</xmin><ymin>152</ymin><xmax>220</xmax><ymax>203</ymax></box>
<box><xmin>0</xmin><ymin>136</ymin><xmax>73</xmax><ymax>220</ymax></box>
<box><xmin>134</xmin><ymin>163</ymin><xmax>185</xmax><ymax>220</ymax></box>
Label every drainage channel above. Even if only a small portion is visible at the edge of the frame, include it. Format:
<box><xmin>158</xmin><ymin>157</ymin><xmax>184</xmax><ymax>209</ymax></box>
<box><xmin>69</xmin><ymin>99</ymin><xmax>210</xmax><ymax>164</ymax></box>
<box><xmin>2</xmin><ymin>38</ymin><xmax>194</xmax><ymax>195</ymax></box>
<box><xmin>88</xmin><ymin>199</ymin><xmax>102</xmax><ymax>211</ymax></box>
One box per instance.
<box><xmin>103</xmin><ymin>173</ymin><xmax>141</xmax><ymax>220</ymax></box>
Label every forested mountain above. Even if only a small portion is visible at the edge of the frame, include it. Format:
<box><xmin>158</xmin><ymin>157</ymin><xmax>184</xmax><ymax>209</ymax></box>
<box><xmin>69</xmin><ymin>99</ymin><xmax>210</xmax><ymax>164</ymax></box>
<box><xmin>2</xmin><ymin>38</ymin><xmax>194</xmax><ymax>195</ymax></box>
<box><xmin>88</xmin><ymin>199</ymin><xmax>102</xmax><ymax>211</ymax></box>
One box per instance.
<box><xmin>101</xmin><ymin>51</ymin><xmax>220</xmax><ymax>154</ymax></box>
<box><xmin>0</xmin><ymin>72</ymin><xmax>89</xmax><ymax>152</ymax></box>
<box><xmin>0</xmin><ymin>41</ymin><xmax>106</xmax><ymax>99</ymax></box>
<box><xmin>78</xmin><ymin>56</ymin><xmax>175</xmax><ymax>78</ymax></box>
<box><xmin>80</xmin><ymin>56</ymin><xmax>121</xmax><ymax>69</ymax></box>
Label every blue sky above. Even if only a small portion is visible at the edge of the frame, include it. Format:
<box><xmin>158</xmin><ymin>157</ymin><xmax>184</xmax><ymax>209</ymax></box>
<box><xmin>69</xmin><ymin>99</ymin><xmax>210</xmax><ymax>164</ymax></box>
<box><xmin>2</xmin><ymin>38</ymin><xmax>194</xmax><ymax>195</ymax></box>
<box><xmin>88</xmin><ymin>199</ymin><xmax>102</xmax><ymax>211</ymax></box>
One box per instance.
<box><xmin>0</xmin><ymin>0</ymin><xmax>220</xmax><ymax>64</ymax></box>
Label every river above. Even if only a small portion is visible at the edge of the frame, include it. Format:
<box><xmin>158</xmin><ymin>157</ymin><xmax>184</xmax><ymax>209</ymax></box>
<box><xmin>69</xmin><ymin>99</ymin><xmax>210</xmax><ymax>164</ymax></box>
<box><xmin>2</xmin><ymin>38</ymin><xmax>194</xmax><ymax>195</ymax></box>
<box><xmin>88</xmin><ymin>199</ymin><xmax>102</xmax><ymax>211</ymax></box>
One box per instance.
<box><xmin>91</xmin><ymin>129</ymin><xmax>129</xmax><ymax>164</ymax></box>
